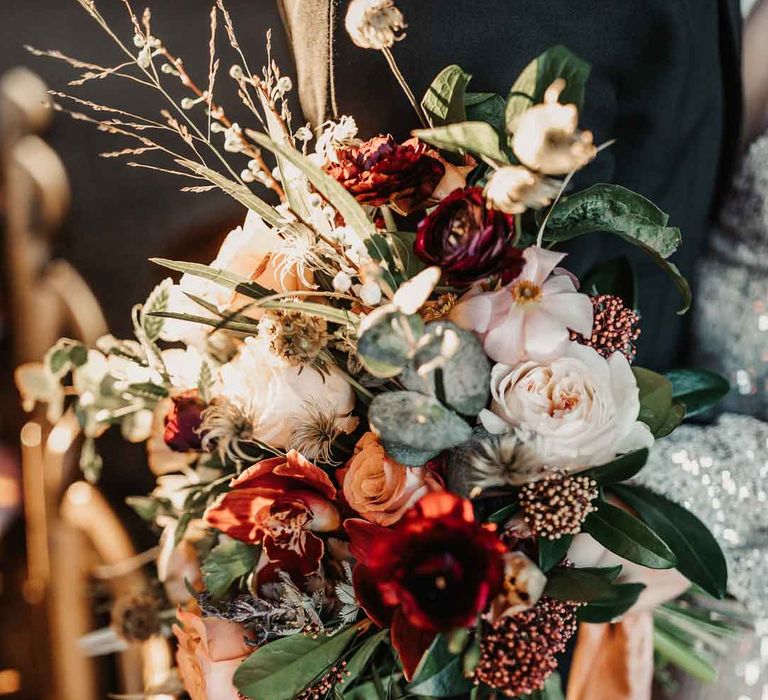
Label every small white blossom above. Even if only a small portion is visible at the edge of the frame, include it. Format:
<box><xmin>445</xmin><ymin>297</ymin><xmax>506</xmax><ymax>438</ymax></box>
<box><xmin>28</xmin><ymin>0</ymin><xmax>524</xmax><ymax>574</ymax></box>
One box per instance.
<box><xmin>223</xmin><ymin>122</ymin><xmax>244</xmax><ymax>153</ymax></box>
<box><xmin>357</xmin><ymin>280</ymin><xmax>383</xmax><ymax>306</ymax></box>
<box><xmin>485</xmin><ymin>166</ymin><xmax>561</xmax><ymax>214</ymax></box>
<box><xmin>345</xmin><ymin>0</ymin><xmax>407</xmax><ymax>50</ymax></box>
<box><xmin>333</xmin><ymin>271</ymin><xmax>353</xmax><ymax>293</ymax></box>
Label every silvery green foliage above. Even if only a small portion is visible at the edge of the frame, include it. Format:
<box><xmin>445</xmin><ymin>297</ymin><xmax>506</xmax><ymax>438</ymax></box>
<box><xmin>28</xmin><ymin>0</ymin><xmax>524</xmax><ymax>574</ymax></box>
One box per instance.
<box><xmin>368</xmin><ymin>390</ymin><xmax>472</xmax><ymax>464</ymax></box>
<box><xmin>356</xmin><ymin>308</ymin><xmax>425</xmax><ymax>378</ymax></box>
<box><xmin>402</xmin><ymin>321</ymin><xmax>491</xmax><ymax>415</ymax></box>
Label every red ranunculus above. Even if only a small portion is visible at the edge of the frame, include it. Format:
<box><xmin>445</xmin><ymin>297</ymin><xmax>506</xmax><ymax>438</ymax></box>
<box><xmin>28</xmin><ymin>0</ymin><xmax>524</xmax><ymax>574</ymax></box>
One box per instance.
<box><xmin>164</xmin><ymin>390</ymin><xmax>206</xmax><ymax>452</ymax></box>
<box><xmin>414</xmin><ymin>186</ymin><xmax>523</xmax><ymax>287</ymax></box>
<box><xmin>325</xmin><ymin>135</ymin><xmax>445</xmax><ymax>215</ymax></box>
<box><xmin>345</xmin><ymin>492</ymin><xmax>506</xmax><ymax>679</ymax></box>
<box><xmin>204</xmin><ymin>451</ymin><xmax>340</xmax><ymax>583</ymax></box>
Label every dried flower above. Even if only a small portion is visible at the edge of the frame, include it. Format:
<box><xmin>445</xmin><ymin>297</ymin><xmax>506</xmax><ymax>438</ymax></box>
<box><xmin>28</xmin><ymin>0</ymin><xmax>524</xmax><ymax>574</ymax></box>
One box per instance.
<box><xmin>484</xmin><ymin>166</ymin><xmax>561</xmax><ymax>214</ymax></box>
<box><xmin>486</xmin><ymin>552</ymin><xmax>547</xmax><ymax>620</ymax></box>
<box><xmin>572</xmin><ymin>294</ymin><xmax>641</xmax><ymax>361</ymax></box>
<box><xmin>475</xmin><ymin>596</ymin><xmax>579</xmax><ymax>696</ymax></box>
<box><xmin>420</xmin><ymin>292</ymin><xmax>458</xmax><ymax>322</ymax></box>
<box><xmin>259</xmin><ymin>309</ymin><xmax>329</xmax><ymax>367</ymax></box>
<box><xmin>344</xmin><ymin>0</ymin><xmax>407</xmax><ymax>50</ymax></box>
<box><xmin>112</xmin><ymin>591</ymin><xmax>162</xmax><ymax>642</ymax></box>
<box><xmin>414</xmin><ymin>187</ymin><xmax>523</xmax><ymax>287</ymax></box>
<box><xmin>519</xmin><ymin>472</ymin><xmax>598</xmax><ymax>539</ymax></box>
<box><xmin>325</xmin><ymin>135</ymin><xmax>444</xmax><ymax>215</ymax></box>
<box><xmin>289</xmin><ymin>398</ymin><xmax>357</xmax><ymax>465</ymax></box>
<box><xmin>512</xmin><ymin>80</ymin><xmax>597</xmax><ymax>176</ymax></box>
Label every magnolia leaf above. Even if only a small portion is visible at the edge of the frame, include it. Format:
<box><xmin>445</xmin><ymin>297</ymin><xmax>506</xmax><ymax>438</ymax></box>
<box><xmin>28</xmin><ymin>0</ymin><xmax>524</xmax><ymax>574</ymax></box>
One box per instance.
<box><xmin>584</xmin><ymin>449</ymin><xmax>650</xmax><ymax>485</ymax></box>
<box><xmin>545</xmin><ymin>565</ymin><xmax>628</xmax><ymax>603</ymax></box>
<box><xmin>342</xmin><ymin>630</ymin><xmax>389</xmax><ymax>689</ymax></box>
<box><xmin>234</xmin><ymin>625</ymin><xmax>361</xmax><ymax>700</ymax></box>
<box><xmin>201</xmin><ymin>539</ymin><xmax>257</xmax><ymax>598</ymax></box>
<box><xmin>577</xmin><ymin>582</ymin><xmax>647</xmax><ymax>623</ymax></box>
<box><xmin>633</xmin><ymin>367</ymin><xmax>685</xmax><ymax>438</ymax></box>
<box><xmin>611</xmin><ymin>484</ymin><xmax>727</xmax><ymax>598</ymax></box>
<box><xmin>666</xmin><ymin>369</ymin><xmax>730</xmax><ymax>418</ymax></box>
<box><xmin>580</xmin><ymin>256</ymin><xmax>637</xmax><ymax>310</ymax></box>
<box><xmin>465</xmin><ymin>92</ymin><xmax>507</xmax><ymax>136</ymax></box>
<box><xmin>506</xmin><ymin>45</ymin><xmax>591</xmax><ymax>132</ymax></box>
<box><xmin>368</xmin><ymin>391</ymin><xmax>472</xmax><ymax>452</ymax></box>
<box><xmin>544</xmin><ymin>184</ymin><xmax>691</xmax><ymax>313</ymax></box>
<box><xmin>413</xmin><ymin>121</ymin><xmax>509</xmax><ymax>164</ymax></box>
<box><xmin>583</xmin><ymin>499</ymin><xmax>677</xmax><ymax>570</ymax></box>
<box><xmin>422</xmin><ymin>64</ymin><xmax>472</xmax><ymax>126</ymax></box>
<box><xmin>538</xmin><ymin>534</ymin><xmax>573</xmax><ymax>572</ymax></box>
<box><xmin>409</xmin><ymin>634</ymin><xmax>474</xmax><ymax>698</ymax></box>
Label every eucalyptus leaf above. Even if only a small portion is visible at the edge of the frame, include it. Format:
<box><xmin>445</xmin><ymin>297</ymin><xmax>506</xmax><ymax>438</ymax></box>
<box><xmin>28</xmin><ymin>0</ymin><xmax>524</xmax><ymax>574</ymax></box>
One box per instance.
<box><xmin>422</xmin><ymin>64</ymin><xmax>471</xmax><ymax>126</ymax></box>
<box><xmin>666</xmin><ymin>369</ymin><xmax>730</xmax><ymax>418</ymax></box>
<box><xmin>201</xmin><ymin>539</ymin><xmax>257</xmax><ymax>598</ymax></box>
<box><xmin>369</xmin><ymin>391</ymin><xmax>472</xmax><ymax>453</ymax></box>
<box><xmin>234</xmin><ymin>625</ymin><xmax>361</xmax><ymax>700</ymax></box>
<box><xmin>582</xmin><ymin>499</ymin><xmax>677</xmax><ymax>569</ymax></box>
<box><xmin>413</xmin><ymin>122</ymin><xmax>509</xmax><ymax>164</ymax></box>
<box><xmin>611</xmin><ymin>484</ymin><xmax>727</xmax><ymax>598</ymax></box>
<box><xmin>543</xmin><ymin>184</ymin><xmax>691</xmax><ymax>312</ymax></box>
<box><xmin>356</xmin><ymin>310</ymin><xmax>425</xmax><ymax>378</ymax></box>
<box><xmin>380</xmin><ymin>442</ymin><xmax>441</xmax><ymax>468</ymax></box>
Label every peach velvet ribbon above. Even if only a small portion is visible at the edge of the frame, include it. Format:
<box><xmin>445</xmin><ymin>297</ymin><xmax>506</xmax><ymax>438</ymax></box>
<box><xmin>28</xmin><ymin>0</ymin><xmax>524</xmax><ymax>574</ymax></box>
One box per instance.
<box><xmin>567</xmin><ymin>612</ymin><xmax>654</xmax><ymax>700</ymax></box>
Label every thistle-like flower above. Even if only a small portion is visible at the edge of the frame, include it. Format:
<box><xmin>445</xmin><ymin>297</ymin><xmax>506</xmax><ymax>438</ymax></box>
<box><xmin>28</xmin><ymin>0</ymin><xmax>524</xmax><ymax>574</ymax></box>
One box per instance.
<box><xmin>344</xmin><ymin>0</ymin><xmax>407</xmax><ymax>50</ymax></box>
<box><xmin>259</xmin><ymin>309</ymin><xmax>329</xmax><ymax>367</ymax></box>
<box><xmin>459</xmin><ymin>432</ymin><xmax>545</xmax><ymax>495</ymax></box>
<box><xmin>484</xmin><ymin>166</ymin><xmax>561</xmax><ymax>215</ymax></box>
<box><xmin>200</xmin><ymin>396</ymin><xmax>260</xmax><ymax>464</ymax></box>
<box><xmin>289</xmin><ymin>398</ymin><xmax>356</xmax><ymax>464</ymax></box>
<box><xmin>111</xmin><ymin>591</ymin><xmax>162</xmax><ymax>642</ymax></box>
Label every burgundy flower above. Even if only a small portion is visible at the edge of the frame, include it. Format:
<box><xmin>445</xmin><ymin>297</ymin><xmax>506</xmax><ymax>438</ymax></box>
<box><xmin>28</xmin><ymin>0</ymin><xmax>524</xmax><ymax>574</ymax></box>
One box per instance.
<box><xmin>345</xmin><ymin>492</ymin><xmax>506</xmax><ymax>679</ymax></box>
<box><xmin>164</xmin><ymin>390</ymin><xmax>206</xmax><ymax>452</ymax></box>
<box><xmin>414</xmin><ymin>186</ymin><xmax>524</xmax><ymax>287</ymax></box>
<box><xmin>325</xmin><ymin>135</ymin><xmax>445</xmax><ymax>215</ymax></box>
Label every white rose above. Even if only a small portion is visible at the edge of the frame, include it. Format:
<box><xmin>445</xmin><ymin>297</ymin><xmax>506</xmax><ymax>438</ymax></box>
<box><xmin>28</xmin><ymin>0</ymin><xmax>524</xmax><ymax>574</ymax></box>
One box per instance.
<box><xmin>219</xmin><ymin>338</ymin><xmax>356</xmax><ymax>449</ymax></box>
<box><xmin>480</xmin><ymin>342</ymin><xmax>653</xmax><ymax>471</ymax></box>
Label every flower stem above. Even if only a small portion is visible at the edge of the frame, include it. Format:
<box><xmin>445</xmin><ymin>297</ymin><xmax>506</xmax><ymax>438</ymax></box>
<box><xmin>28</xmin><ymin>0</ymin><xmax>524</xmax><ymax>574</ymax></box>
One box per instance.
<box><xmin>381</xmin><ymin>47</ymin><xmax>429</xmax><ymax>128</ymax></box>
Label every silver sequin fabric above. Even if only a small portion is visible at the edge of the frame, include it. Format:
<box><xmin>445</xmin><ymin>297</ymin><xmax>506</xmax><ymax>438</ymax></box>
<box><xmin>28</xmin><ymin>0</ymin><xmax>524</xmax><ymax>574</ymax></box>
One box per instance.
<box><xmin>638</xmin><ymin>131</ymin><xmax>768</xmax><ymax>699</ymax></box>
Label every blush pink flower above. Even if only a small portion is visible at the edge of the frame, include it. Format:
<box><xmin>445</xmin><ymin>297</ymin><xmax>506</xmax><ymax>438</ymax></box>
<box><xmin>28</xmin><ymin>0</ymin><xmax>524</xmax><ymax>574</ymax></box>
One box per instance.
<box><xmin>450</xmin><ymin>247</ymin><xmax>593</xmax><ymax>366</ymax></box>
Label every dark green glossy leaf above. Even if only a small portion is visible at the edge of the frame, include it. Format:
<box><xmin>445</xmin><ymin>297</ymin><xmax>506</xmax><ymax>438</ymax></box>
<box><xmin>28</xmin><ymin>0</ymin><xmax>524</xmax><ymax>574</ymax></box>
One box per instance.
<box><xmin>234</xmin><ymin>625</ymin><xmax>360</xmax><ymax>700</ymax></box>
<box><xmin>343</xmin><ymin>629</ymin><xmax>389</xmax><ymax>688</ymax></box>
<box><xmin>465</xmin><ymin>92</ymin><xmax>506</xmax><ymax>136</ymax></box>
<box><xmin>611</xmin><ymin>484</ymin><xmax>727</xmax><ymax>598</ymax></box>
<box><xmin>582</xmin><ymin>500</ymin><xmax>677</xmax><ymax>569</ymax></box>
<box><xmin>538</xmin><ymin>534</ymin><xmax>573</xmax><ymax>572</ymax></box>
<box><xmin>633</xmin><ymin>367</ymin><xmax>684</xmax><ymax>438</ymax></box>
<box><xmin>409</xmin><ymin>634</ymin><xmax>474</xmax><ymax>697</ymax></box>
<box><xmin>486</xmin><ymin>503</ymin><xmax>519</xmax><ymax>525</ymax></box>
<box><xmin>666</xmin><ymin>369</ymin><xmax>730</xmax><ymax>418</ymax></box>
<box><xmin>577</xmin><ymin>583</ymin><xmax>646</xmax><ymax>623</ymax></box>
<box><xmin>584</xmin><ymin>449</ymin><xmax>649</xmax><ymax>485</ymax></box>
<box><xmin>543</xmin><ymin>184</ymin><xmax>691</xmax><ymax>313</ymax></box>
<box><xmin>545</xmin><ymin>565</ymin><xmax>624</xmax><ymax>602</ymax></box>
<box><xmin>580</xmin><ymin>256</ymin><xmax>637</xmax><ymax>310</ymax></box>
<box><xmin>422</xmin><ymin>65</ymin><xmax>471</xmax><ymax>126</ymax></box>
<box><xmin>413</xmin><ymin>122</ymin><xmax>509</xmax><ymax>164</ymax></box>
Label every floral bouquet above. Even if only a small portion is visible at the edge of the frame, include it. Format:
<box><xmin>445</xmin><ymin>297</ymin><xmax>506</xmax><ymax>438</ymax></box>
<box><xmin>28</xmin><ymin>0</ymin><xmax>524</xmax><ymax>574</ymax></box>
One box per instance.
<box><xmin>18</xmin><ymin>1</ymin><xmax>735</xmax><ymax>698</ymax></box>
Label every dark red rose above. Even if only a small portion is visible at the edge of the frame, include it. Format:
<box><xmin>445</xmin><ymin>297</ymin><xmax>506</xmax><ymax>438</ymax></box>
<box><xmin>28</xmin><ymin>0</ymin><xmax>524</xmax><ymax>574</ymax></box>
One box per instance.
<box><xmin>325</xmin><ymin>135</ymin><xmax>445</xmax><ymax>215</ymax></box>
<box><xmin>345</xmin><ymin>492</ymin><xmax>506</xmax><ymax>679</ymax></box>
<box><xmin>163</xmin><ymin>390</ymin><xmax>206</xmax><ymax>452</ymax></box>
<box><xmin>414</xmin><ymin>186</ymin><xmax>524</xmax><ymax>287</ymax></box>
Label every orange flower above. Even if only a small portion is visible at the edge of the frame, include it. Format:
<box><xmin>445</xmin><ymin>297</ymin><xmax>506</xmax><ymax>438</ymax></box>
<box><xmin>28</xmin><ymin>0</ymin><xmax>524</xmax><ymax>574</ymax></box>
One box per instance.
<box><xmin>338</xmin><ymin>433</ymin><xmax>442</xmax><ymax>526</ymax></box>
<box><xmin>204</xmin><ymin>451</ymin><xmax>340</xmax><ymax>583</ymax></box>
<box><xmin>173</xmin><ymin>610</ymin><xmax>254</xmax><ymax>700</ymax></box>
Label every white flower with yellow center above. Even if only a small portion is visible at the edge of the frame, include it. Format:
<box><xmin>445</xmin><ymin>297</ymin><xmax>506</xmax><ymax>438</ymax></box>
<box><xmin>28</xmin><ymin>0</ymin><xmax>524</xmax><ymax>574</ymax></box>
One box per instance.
<box><xmin>345</xmin><ymin>0</ymin><xmax>406</xmax><ymax>50</ymax></box>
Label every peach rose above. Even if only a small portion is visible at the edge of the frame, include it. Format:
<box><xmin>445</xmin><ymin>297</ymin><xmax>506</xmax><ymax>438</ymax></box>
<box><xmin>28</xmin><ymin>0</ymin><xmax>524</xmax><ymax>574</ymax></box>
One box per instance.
<box><xmin>173</xmin><ymin>610</ymin><xmax>254</xmax><ymax>700</ymax></box>
<box><xmin>338</xmin><ymin>433</ymin><xmax>442</xmax><ymax>526</ymax></box>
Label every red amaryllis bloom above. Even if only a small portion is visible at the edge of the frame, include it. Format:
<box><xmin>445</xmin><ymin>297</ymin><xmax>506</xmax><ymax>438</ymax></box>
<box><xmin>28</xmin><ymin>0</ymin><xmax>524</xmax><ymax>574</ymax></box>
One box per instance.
<box><xmin>164</xmin><ymin>390</ymin><xmax>206</xmax><ymax>452</ymax></box>
<box><xmin>325</xmin><ymin>135</ymin><xmax>445</xmax><ymax>215</ymax></box>
<box><xmin>414</xmin><ymin>186</ymin><xmax>524</xmax><ymax>287</ymax></box>
<box><xmin>204</xmin><ymin>451</ymin><xmax>340</xmax><ymax>583</ymax></box>
<box><xmin>345</xmin><ymin>492</ymin><xmax>506</xmax><ymax>679</ymax></box>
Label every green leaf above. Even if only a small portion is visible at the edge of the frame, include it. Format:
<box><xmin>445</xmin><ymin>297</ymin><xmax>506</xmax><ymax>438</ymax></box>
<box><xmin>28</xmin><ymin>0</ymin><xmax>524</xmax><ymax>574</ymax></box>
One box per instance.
<box><xmin>125</xmin><ymin>495</ymin><xmax>168</xmax><ymax>521</ymax></box>
<box><xmin>538</xmin><ymin>534</ymin><xmax>573</xmax><ymax>572</ymax></box>
<box><xmin>653</xmin><ymin>625</ymin><xmax>717</xmax><ymax>683</ymax></box>
<box><xmin>408</xmin><ymin>634</ymin><xmax>474</xmax><ymax>698</ymax></box>
<box><xmin>141</xmin><ymin>278</ymin><xmax>172</xmax><ymax>342</ymax></box>
<box><xmin>545</xmin><ymin>565</ymin><xmax>639</xmax><ymax>607</ymax></box>
<box><xmin>632</xmin><ymin>367</ymin><xmax>685</xmax><ymax>438</ymax></box>
<box><xmin>247</xmin><ymin>132</ymin><xmax>376</xmax><ymax>242</ymax></box>
<box><xmin>356</xmin><ymin>309</ymin><xmax>425</xmax><ymax>378</ymax></box>
<box><xmin>175</xmin><ymin>158</ymin><xmax>284</xmax><ymax>228</ymax></box>
<box><xmin>584</xmin><ymin>449</ymin><xmax>649</xmax><ymax>485</ymax></box>
<box><xmin>582</xmin><ymin>499</ymin><xmax>677</xmax><ymax>569</ymax></box>
<box><xmin>465</xmin><ymin>92</ymin><xmax>507</xmax><ymax>136</ymax></box>
<box><xmin>413</xmin><ymin>122</ymin><xmax>510</xmax><ymax>164</ymax></box>
<box><xmin>506</xmin><ymin>45</ymin><xmax>591</xmax><ymax>131</ymax></box>
<box><xmin>577</xmin><ymin>583</ymin><xmax>647</xmax><ymax>623</ymax></box>
<box><xmin>369</xmin><ymin>391</ymin><xmax>472</xmax><ymax>453</ymax></box>
<box><xmin>611</xmin><ymin>484</ymin><xmax>727</xmax><ymax>598</ymax></box>
<box><xmin>234</xmin><ymin>625</ymin><xmax>361</xmax><ymax>700</ymax></box>
<box><xmin>666</xmin><ymin>369</ymin><xmax>730</xmax><ymax>418</ymax></box>
<box><xmin>580</xmin><ymin>256</ymin><xmax>637</xmax><ymax>310</ymax></box>
<box><xmin>201</xmin><ymin>539</ymin><xmax>257</xmax><ymax>598</ymax></box>
<box><xmin>150</xmin><ymin>258</ymin><xmax>270</xmax><ymax>300</ymax></box>
<box><xmin>364</xmin><ymin>233</ymin><xmax>405</xmax><ymax>290</ymax></box>
<box><xmin>486</xmin><ymin>503</ymin><xmax>519</xmax><ymax>525</ymax></box>
<box><xmin>530</xmin><ymin>672</ymin><xmax>566</xmax><ymax>700</ymax></box>
<box><xmin>343</xmin><ymin>630</ymin><xmax>390</xmax><ymax>690</ymax></box>
<box><xmin>422</xmin><ymin>65</ymin><xmax>472</xmax><ymax>126</ymax></box>
<box><xmin>543</xmin><ymin>184</ymin><xmax>691</xmax><ymax>313</ymax></box>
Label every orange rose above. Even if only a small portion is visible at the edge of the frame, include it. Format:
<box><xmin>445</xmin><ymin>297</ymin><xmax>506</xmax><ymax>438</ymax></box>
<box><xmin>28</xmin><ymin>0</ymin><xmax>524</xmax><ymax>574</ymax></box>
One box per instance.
<box><xmin>338</xmin><ymin>433</ymin><xmax>442</xmax><ymax>526</ymax></box>
<box><xmin>173</xmin><ymin>610</ymin><xmax>254</xmax><ymax>700</ymax></box>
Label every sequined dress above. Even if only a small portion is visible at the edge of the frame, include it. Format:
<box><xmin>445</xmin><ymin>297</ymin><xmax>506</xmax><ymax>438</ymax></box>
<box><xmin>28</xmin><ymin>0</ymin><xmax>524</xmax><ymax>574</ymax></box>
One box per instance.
<box><xmin>637</xmin><ymin>131</ymin><xmax>768</xmax><ymax>699</ymax></box>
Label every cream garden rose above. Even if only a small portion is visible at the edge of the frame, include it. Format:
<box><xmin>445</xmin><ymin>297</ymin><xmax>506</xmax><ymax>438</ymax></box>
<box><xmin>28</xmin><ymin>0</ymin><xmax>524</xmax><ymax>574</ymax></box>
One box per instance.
<box><xmin>480</xmin><ymin>342</ymin><xmax>653</xmax><ymax>470</ymax></box>
<box><xmin>338</xmin><ymin>432</ymin><xmax>442</xmax><ymax>525</ymax></box>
